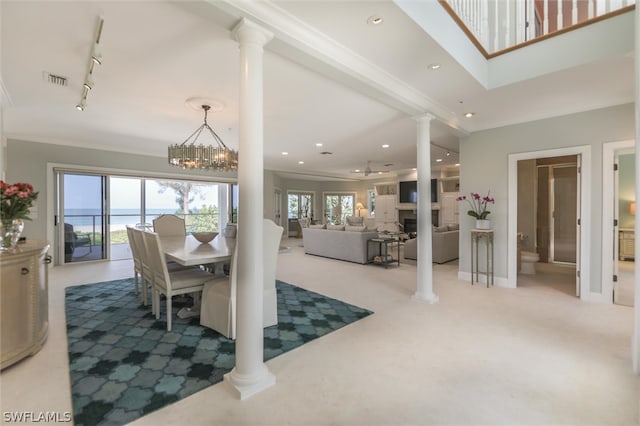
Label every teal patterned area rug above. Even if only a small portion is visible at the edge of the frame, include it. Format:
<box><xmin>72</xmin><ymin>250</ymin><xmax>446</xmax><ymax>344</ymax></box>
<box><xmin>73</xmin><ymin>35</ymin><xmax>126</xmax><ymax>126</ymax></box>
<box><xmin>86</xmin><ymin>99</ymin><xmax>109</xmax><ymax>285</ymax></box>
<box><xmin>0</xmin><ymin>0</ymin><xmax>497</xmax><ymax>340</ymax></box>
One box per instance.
<box><xmin>65</xmin><ymin>278</ymin><xmax>372</xmax><ymax>426</ymax></box>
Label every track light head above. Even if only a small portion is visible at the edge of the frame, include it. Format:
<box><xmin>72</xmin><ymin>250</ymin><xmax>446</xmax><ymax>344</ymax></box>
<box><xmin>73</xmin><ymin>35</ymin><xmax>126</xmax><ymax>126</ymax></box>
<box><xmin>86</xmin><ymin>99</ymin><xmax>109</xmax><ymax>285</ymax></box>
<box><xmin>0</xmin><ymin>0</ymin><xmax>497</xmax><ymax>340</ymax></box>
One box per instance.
<box><xmin>91</xmin><ymin>54</ymin><xmax>102</xmax><ymax>65</ymax></box>
<box><xmin>75</xmin><ymin>102</ymin><xmax>85</xmax><ymax>111</ymax></box>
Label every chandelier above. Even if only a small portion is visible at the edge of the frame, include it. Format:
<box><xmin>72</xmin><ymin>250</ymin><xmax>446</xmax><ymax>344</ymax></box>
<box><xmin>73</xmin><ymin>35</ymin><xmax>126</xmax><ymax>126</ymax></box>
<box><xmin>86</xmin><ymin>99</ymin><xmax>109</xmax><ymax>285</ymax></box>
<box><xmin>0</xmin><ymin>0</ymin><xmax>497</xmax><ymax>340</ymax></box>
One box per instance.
<box><xmin>168</xmin><ymin>104</ymin><xmax>238</xmax><ymax>171</ymax></box>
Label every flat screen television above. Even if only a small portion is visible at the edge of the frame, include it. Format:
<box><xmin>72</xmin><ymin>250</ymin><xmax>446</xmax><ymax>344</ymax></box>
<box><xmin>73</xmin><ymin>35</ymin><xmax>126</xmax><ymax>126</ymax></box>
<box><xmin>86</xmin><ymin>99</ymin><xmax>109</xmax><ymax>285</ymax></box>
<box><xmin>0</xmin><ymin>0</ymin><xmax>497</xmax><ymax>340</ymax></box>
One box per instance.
<box><xmin>399</xmin><ymin>179</ymin><xmax>437</xmax><ymax>203</ymax></box>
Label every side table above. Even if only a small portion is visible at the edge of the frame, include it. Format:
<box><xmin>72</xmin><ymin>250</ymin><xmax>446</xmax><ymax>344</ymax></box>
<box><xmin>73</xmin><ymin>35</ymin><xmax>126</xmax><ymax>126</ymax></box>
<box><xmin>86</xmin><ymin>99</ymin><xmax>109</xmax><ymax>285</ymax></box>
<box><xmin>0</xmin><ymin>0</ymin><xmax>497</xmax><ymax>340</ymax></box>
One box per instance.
<box><xmin>367</xmin><ymin>237</ymin><xmax>400</xmax><ymax>268</ymax></box>
<box><xmin>471</xmin><ymin>229</ymin><xmax>494</xmax><ymax>287</ymax></box>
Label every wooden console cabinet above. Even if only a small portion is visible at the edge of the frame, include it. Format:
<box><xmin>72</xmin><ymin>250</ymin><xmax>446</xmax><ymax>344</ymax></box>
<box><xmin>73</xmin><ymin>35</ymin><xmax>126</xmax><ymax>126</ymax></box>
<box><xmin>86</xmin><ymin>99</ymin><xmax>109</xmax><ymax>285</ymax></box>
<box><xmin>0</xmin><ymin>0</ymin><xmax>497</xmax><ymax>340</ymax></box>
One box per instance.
<box><xmin>1</xmin><ymin>240</ymin><xmax>51</xmax><ymax>369</ymax></box>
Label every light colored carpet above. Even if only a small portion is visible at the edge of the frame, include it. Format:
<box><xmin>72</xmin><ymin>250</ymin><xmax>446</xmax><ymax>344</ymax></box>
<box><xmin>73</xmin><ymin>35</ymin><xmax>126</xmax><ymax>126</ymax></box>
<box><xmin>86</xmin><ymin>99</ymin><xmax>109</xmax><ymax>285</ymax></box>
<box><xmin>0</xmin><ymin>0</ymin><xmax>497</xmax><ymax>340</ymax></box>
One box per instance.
<box><xmin>1</xmin><ymin>243</ymin><xmax>638</xmax><ymax>425</ymax></box>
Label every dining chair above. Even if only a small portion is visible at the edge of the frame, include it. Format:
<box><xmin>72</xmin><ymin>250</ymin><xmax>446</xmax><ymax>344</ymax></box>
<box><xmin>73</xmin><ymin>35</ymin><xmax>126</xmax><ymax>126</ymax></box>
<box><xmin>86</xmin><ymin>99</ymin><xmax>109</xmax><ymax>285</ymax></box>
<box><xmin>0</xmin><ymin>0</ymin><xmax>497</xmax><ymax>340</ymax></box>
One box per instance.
<box><xmin>142</xmin><ymin>230</ymin><xmax>218</xmax><ymax>331</ymax></box>
<box><xmin>126</xmin><ymin>226</ymin><xmax>142</xmax><ymax>300</ymax></box>
<box><xmin>200</xmin><ymin>219</ymin><xmax>283</xmax><ymax>339</ymax></box>
<box><xmin>130</xmin><ymin>227</ymin><xmax>153</xmax><ymax>307</ymax></box>
<box><xmin>152</xmin><ymin>214</ymin><xmax>186</xmax><ymax>237</ymax></box>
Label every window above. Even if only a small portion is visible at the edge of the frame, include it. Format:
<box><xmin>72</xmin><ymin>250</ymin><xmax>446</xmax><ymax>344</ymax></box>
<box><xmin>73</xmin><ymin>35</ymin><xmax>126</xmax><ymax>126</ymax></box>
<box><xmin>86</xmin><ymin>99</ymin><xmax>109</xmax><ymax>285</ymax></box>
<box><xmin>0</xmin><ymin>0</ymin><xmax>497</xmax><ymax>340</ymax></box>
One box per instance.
<box><xmin>324</xmin><ymin>192</ymin><xmax>355</xmax><ymax>224</ymax></box>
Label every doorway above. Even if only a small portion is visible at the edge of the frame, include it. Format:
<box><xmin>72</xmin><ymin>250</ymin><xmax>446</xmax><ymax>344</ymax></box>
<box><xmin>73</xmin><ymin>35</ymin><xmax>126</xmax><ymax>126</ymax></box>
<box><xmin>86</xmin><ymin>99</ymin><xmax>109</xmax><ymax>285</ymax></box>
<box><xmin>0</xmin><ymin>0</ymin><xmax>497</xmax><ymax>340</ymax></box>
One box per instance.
<box><xmin>517</xmin><ymin>156</ymin><xmax>579</xmax><ymax>296</ymax></box>
<box><xmin>508</xmin><ymin>145</ymin><xmax>590</xmax><ymax>297</ymax></box>
<box><xmin>602</xmin><ymin>140</ymin><xmax>635</xmax><ymax>306</ymax></box>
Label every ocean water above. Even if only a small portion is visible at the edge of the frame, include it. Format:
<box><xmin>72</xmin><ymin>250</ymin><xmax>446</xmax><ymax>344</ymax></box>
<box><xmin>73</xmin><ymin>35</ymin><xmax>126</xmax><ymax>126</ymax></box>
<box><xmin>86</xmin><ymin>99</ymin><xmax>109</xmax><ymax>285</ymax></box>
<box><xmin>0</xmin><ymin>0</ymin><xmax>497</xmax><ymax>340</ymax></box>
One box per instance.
<box><xmin>63</xmin><ymin>208</ymin><xmax>178</xmax><ymax>230</ymax></box>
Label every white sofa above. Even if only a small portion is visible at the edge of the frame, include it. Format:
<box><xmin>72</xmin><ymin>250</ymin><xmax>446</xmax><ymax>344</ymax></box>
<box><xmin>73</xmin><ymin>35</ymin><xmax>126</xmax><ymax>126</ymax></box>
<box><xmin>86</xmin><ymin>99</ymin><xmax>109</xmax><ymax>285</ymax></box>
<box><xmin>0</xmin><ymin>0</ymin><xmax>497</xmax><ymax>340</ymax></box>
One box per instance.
<box><xmin>302</xmin><ymin>227</ymin><xmax>380</xmax><ymax>264</ymax></box>
<box><xmin>404</xmin><ymin>225</ymin><xmax>459</xmax><ymax>264</ymax></box>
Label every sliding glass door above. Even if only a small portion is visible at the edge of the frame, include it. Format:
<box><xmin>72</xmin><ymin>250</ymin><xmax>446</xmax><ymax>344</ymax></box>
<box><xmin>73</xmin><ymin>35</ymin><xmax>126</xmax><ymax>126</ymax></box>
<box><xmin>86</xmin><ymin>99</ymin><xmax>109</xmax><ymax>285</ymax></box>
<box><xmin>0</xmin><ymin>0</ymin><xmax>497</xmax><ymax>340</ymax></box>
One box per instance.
<box><xmin>57</xmin><ymin>172</ymin><xmax>107</xmax><ymax>263</ymax></box>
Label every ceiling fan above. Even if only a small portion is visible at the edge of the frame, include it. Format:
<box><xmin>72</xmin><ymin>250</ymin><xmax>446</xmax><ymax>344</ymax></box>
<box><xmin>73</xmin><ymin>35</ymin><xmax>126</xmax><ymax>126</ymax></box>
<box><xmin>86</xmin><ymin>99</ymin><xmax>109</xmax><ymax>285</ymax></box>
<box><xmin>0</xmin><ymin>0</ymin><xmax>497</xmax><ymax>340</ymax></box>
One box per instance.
<box><xmin>351</xmin><ymin>160</ymin><xmax>389</xmax><ymax>176</ymax></box>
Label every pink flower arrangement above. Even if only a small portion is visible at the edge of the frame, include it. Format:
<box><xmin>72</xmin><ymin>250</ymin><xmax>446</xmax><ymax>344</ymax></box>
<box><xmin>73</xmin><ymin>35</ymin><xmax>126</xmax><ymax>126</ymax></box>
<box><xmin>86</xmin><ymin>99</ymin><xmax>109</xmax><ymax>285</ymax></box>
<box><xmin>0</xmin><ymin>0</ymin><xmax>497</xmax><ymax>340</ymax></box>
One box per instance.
<box><xmin>457</xmin><ymin>191</ymin><xmax>494</xmax><ymax>219</ymax></box>
<box><xmin>0</xmin><ymin>181</ymin><xmax>39</xmax><ymax>222</ymax></box>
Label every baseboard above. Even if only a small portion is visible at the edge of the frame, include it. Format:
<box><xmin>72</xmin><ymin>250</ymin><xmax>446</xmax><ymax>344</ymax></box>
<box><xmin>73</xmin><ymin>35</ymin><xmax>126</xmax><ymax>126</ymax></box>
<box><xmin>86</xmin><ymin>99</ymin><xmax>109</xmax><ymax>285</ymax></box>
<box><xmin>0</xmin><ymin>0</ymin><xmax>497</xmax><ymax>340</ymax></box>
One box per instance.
<box><xmin>457</xmin><ymin>271</ymin><xmax>512</xmax><ymax>288</ymax></box>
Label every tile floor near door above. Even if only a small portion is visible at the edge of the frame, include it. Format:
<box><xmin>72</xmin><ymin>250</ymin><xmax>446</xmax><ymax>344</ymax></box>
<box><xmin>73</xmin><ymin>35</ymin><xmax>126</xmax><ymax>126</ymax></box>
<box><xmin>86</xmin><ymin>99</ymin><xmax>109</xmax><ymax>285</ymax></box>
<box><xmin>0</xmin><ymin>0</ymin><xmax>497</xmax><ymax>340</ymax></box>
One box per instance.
<box><xmin>1</xmin><ymin>243</ymin><xmax>639</xmax><ymax>425</ymax></box>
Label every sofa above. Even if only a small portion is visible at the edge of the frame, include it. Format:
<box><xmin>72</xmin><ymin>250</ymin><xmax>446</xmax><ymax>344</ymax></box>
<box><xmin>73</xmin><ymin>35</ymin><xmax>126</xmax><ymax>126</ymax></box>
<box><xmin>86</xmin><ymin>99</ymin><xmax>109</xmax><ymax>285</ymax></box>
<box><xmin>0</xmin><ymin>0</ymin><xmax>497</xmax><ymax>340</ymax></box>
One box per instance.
<box><xmin>302</xmin><ymin>226</ymin><xmax>380</xmax><ymax>264</ymax></box>
<box><xmin>404</xmin><ymin>225</ymin><xmax>459</xmax><ymax>264</ymax></box>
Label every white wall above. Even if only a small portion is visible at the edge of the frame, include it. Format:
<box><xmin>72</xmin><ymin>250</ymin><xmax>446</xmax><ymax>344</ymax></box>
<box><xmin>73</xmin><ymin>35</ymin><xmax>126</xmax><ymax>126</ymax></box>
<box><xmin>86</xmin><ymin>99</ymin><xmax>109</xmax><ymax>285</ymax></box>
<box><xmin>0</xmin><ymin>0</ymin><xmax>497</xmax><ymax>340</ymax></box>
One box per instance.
<box><xmin>459</xmin><ymin>103</ymin><xmax>635</xmax><ymax>292</ymax></box>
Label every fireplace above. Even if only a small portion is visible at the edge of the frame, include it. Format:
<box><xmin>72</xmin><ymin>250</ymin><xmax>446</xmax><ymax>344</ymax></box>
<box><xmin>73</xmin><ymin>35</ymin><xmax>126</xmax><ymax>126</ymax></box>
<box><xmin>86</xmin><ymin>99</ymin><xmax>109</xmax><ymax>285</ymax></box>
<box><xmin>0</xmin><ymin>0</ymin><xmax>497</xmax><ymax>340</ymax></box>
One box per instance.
<box><xmin>403</xmin><ymin>218</ymin><xmax>417</xmax><ymax>234</ymax></box>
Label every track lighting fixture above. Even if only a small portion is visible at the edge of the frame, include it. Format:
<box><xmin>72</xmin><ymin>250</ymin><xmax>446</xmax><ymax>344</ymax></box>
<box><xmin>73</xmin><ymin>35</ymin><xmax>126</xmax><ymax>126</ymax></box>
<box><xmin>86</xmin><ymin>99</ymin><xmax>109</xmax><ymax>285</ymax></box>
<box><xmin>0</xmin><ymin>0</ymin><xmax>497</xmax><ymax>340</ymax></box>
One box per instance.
<box><xmin>75</xmin><ymin>17</ymin><xmax>104</xmax><ymax>111</ymax></box>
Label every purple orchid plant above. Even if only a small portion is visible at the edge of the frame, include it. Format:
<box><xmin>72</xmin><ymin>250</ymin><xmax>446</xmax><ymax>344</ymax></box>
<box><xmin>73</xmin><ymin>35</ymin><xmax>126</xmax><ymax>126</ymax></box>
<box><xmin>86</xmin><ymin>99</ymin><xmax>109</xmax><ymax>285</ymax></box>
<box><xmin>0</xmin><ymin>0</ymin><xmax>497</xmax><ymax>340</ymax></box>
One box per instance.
<box><xmin>456</xmin><ymin>191</ymin><xmax>494</xmax><ymax>220</ymax></box>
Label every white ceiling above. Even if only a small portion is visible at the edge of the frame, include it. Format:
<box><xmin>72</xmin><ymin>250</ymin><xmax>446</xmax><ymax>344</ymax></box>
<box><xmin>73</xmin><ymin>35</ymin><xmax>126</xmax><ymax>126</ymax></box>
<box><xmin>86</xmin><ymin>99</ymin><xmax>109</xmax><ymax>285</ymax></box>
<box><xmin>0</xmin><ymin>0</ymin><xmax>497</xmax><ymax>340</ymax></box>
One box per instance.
<box><xmin>1</xmin><ymin>1</ymin><xmax>634</xmax><ymax>180</ymax></box>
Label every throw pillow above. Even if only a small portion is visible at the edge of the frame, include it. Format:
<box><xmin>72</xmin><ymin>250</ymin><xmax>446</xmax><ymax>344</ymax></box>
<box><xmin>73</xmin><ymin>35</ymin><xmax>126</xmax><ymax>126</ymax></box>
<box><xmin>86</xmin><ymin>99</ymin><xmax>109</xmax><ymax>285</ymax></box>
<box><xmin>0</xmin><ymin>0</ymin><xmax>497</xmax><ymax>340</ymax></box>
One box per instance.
<box><xmin>345</xmin><ymin>216</ymin><xmax>364</xmax><ymax>226</ymax></box>
<box><xmin>327</xmin><ymin>224</ymin><xmax>345</xmax><ymax>231</ymax></box>
<box><xmin>309</xmin><ymin>224</ymin><xmax>326</xmax><ymax>229</ymax></box>
<box><xmin>447</xmin><ymin>224</ymin><xmax>459</xmax><ymax>231</ymax></box>
<box><xmin>434</xmin><ymin>225</ymin><xmax>449</xmax><ymax>233</ymax></box>
<box><xmin>345</xmin><ymin>225</ymin><xmax>367</xmax><ymax>232</ymax></box>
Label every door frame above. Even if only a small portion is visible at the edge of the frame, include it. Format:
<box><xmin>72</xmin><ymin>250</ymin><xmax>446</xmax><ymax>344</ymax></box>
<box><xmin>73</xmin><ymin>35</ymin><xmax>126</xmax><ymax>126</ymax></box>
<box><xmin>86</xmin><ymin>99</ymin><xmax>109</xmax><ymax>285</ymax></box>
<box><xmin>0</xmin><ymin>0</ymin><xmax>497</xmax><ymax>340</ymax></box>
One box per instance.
<box><xmin>508</xmin><ymin>145</ymin><xmax>590</xmax><ymax>300</ymax></box>
<box><xmin>602</xmin><ymin>139</ymin><xmax>634</xmax><ymax>304</ymax></box>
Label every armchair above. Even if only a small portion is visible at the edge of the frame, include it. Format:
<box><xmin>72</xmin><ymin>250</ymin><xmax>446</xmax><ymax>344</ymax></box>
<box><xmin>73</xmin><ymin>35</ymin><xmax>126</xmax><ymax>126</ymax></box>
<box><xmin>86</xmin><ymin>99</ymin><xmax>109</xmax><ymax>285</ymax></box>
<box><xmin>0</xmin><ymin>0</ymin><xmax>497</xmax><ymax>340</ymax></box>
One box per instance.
<box><xmin>64</xmin><ymin>223</ymin><xmax>92</xmax><ymax>261</ymax></box>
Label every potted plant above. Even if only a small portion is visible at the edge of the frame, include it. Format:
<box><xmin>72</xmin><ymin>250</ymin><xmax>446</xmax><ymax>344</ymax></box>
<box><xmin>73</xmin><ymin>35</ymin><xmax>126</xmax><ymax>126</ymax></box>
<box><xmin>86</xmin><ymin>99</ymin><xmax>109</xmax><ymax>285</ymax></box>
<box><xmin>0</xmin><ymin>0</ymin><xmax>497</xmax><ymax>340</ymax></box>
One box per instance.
<box><xmin>457</xmin><ymin>191</ymin><xmax>494</xmax><ymax>229</ymax></box>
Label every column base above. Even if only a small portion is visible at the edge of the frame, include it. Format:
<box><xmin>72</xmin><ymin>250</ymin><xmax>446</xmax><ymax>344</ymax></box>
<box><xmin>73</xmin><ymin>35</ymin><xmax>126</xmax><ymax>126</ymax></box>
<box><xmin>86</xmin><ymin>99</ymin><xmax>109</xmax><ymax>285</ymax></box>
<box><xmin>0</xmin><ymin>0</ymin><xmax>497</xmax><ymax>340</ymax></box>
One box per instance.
<box><xmin>412</xmin><ymin>291</ymin><xmax>439</xmax><ymax>304</ymax></box>
<box><xmin>224</xmin><ymin>365</ymin><xmax>276</xmax><ymax>400</ymax></box>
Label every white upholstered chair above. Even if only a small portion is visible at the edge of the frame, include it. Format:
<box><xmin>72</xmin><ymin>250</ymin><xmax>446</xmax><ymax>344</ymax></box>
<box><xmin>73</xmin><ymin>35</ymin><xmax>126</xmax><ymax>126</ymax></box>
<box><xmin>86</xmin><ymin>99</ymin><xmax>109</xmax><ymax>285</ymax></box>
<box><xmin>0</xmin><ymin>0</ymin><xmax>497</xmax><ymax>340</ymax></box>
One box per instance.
<box><xmin>142</xmin><ymin>231</ymin><xmax>217</xmax><ymax>331</ymax></box>
<box><xmin>153</xmin><ymin>214</ymin><xmax>186</xmax><ymax>237</ymax></box>
<box><xmin>200</xmin><ymin>219</ymin><xmax>283</xmax><ymax>339</ymax></box>
<box><xmin>126</xmin><ymin>226</ymin><xmax>142</xmax><ymax>300</ymax></box>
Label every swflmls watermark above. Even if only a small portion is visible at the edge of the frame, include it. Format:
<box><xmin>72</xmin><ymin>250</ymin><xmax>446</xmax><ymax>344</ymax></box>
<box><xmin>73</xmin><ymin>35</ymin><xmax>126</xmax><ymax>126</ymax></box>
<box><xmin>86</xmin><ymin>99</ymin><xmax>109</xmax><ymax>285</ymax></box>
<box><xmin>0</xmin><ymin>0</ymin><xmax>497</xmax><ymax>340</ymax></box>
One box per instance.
<box><xmin>3</xmin><ymin>411</ymin><xmax>72</xmax><ymax>423</ymax></box>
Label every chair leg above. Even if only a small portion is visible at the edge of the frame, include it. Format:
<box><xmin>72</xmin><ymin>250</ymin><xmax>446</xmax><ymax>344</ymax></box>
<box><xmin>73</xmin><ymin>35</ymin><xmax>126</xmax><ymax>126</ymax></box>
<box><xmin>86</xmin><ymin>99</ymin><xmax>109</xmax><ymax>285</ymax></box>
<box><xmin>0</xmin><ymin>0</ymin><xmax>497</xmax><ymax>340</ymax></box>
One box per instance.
<box><xmin>133</xmin><ymin>270</ymin><xmax>139</xmax><ymax>295</ymax></box>
<box><xmin>155</xmin><ymin>290</ymin><xmax>161</xmax><ymax>320</ymax></box>
<box><xmin>141</xmin><ymin>274</ymin><xmax>148</xmax><ymax>306</ymax></box>
<box><xmin>166</xmin><ymin>296</ymin><xmax>172</xmax><ymax>331</ymax></box>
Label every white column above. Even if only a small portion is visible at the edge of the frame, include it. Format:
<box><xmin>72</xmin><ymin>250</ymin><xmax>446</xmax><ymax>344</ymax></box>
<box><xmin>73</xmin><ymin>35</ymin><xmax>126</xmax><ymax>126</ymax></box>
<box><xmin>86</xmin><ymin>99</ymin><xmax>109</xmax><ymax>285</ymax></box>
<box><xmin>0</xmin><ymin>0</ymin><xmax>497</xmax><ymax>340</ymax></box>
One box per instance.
<box><xmin>227</xmin><ymin>18</ymin><xmax>275</xmax><ymax>399</ymax></box>
<box><xmin>633</xmin><ymin>0</ymin><xmax>640</xmax><ymax>375</ymax></box>
<box><xmin>412</xmin><ymin>114</ymin><xmax>439</xmax><ymax>304</ymax></box>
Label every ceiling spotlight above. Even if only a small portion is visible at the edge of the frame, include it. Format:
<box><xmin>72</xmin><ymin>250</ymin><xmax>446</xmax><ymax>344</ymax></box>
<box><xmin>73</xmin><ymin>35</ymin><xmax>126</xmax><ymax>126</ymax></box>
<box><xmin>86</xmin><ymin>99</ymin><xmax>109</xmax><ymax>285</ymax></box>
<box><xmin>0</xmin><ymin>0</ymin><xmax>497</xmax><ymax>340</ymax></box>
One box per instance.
<box><xmin>382</xmin><ymin>144</ymin><xmax>390</xmax><ymax>148</ymax></box>
<box><xmin>436</xmin><ymin>158</ymin><xmax>443</xmax><ymax>163</ymax></box>
<box><xmin>91</xmin><ymin>54</ymin><xmax>102</xmax><ymax>66</ymax></box>
<box><xmin>83</xmin><ymin>82</ymin><xmax>93</xmax><ymax>91</ymax></box>
<box><xmin>446</xmin><ymin>151</ymin><xmax>451</xmax><ymax>156</ymax></box>
<box><xmin>75</xmin><ymin>102</ymin><xmax>85</xmax><ymax>111</ymax></box>
<box><xmin>367</xmin><ymin>15</ymin><xmax>383</xmax><ymax>25</ymax></box>
<box><xmin>355</xmin><ymin>169</ymin><xmax>361</xmax><ymax>173</ymax></box>
<box><xmin>428</xmin><ymin>63</ymin><xmax>441</xmax><ymax>70</ymax></box>
<box><xmin>315</xmin><ymin>143</ymin><xmax>323</xmax><ymax>147</ymax></box>
<box><xmin>298</xmin><ymin>161</ymin><xmax>305</xmax><ymax>164</ymax></box>
<box><xmin>455</xmin><ymin>163</ymin><xmax>460</xmax><ymax>167</ymax></box>
<box><xmin>282</xmin><ymin>152</ymin><xmax>289</xmax><ymax>156</ymax></box>
<box><xmin>464</xmin><ymin>112</ymin><xmax>475</xmax><ymax>118</ymax></box>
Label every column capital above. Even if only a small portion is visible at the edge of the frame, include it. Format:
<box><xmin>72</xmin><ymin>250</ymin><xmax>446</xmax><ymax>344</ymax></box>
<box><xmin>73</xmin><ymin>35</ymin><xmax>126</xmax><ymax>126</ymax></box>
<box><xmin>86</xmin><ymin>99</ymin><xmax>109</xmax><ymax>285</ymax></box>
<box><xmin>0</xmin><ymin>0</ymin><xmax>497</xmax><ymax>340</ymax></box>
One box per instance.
<box><xmin>232</xmin><ymin>18</ymin><xmax>274</xmax><ymax>47</ymax></box>
<box><xmin>412</xmin><ymin>112</ymin><xmax>436</xmax><ymax>123</ymax></box>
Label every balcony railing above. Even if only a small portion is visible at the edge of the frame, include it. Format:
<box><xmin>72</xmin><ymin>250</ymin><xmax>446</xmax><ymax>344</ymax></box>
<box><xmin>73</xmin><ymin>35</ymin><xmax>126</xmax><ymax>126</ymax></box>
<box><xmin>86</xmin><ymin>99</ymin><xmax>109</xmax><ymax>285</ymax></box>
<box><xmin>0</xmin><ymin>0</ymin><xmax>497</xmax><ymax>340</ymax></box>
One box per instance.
<box><xmin>441</xmin><ymin>0</ymin><xmax>636</xmax><ymax>57</ymax></box>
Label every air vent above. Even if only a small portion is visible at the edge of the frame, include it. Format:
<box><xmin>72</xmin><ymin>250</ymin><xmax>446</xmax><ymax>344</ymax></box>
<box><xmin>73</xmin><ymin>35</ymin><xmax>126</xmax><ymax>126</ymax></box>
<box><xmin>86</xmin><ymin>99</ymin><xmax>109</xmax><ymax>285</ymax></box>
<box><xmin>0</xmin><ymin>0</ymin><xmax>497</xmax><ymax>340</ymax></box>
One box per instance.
<box><xmin>384</xmin><ymin>163</ymin><xmax>393</xmax><ymax>167</ymax></box>
<box><xmin>43</xmin><ymin>72</ymin><xmax>68</xmax><ymax>87</ymax></box>
<box><xmin>320</xmin><ymin>151</ymin><xmax>333</xmax><ymax>155</ymax></box>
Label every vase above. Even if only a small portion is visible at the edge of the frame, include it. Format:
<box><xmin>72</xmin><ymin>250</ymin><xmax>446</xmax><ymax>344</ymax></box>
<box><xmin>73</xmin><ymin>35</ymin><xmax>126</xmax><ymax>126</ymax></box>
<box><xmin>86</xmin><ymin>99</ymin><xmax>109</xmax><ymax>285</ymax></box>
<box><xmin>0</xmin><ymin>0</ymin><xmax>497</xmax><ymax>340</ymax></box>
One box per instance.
<box><xmin>0</xmin><ymin>219</ymin><xmax>25</xmax><ymax>251</ymax></box>
<box><xmin>475</xmin><ymin>219</ymin><xmax>491</xmax><ymax>230</ymax></box>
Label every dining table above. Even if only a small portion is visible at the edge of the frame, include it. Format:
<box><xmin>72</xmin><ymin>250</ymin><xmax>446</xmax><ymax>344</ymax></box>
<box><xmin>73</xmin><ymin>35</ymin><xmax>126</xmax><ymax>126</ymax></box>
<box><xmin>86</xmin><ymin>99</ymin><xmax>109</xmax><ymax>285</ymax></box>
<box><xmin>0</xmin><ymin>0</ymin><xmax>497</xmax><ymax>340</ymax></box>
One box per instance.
<box><xmin>158</xmin><ymin>234</ymin><xmax>235</xmax><ymax>318</ymax></box>
<box><xmin>159</xmin><ymin>234</ymin><xmax>234</xmax><ymax>266</ymax></box>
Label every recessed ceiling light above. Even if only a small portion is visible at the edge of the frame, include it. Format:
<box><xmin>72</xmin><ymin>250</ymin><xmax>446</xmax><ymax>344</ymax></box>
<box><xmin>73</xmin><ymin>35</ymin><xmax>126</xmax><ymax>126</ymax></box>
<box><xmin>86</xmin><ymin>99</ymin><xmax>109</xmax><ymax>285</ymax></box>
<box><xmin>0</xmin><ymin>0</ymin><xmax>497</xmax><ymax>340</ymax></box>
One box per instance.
<box><xmin>281</xmin><ymin>152</ymin><xmax>288</xmax><ymax>155</ymax></box>
<box><xmin>315</xmin><ymin>143</ymin><xmax>323</xmax><ymax>147</ymax></box>
<box><xmin>455</xmin><ymin>163</ymin><xmax>460</xmax><ymax>167</ymax></box>
<box><xmin>298</xmin><ymin>161</ymin><xmax>305</xmax><ymax>164</ymax></box>
<box><xmin>382</xmin><ymin>144</ymin><xmax>390</xmax><ymax>148</ymax></box>
<box><xmin>412</xmin><ymin>168</ymin><xmax>417</xmax><ymax>171</ymax></box>
<box><xmin>436</xmin><ymin>158</ymin><xmax>443</xmax><ymax>163</ymax></box>
<box><xmin>428</xmin><ymin>63</ymin><xmax>441</xmax><ymax>70</ymax></box>
<box><xmin>446</xmin><ymin>151</ymin><xmax>451</xmax><ymax>156</ymax></box>
<box><xmin>355</xmin><ymin>169</ymin><xmax>361</xmax><ymax>173</ymax></box>
<box><xmin>377</xmin><ymin>171</ymin><xmax>383</xmax><ymax>174</ymax></box>
<box><xmin>367</xmin><ymin>15</ymin><xmax>383</xmax><ymax>25</ymax></box>
<box><xmin>464</xmin><ymin>112</ymin><xmax>475</xmax><ymax>118</ymax></box>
